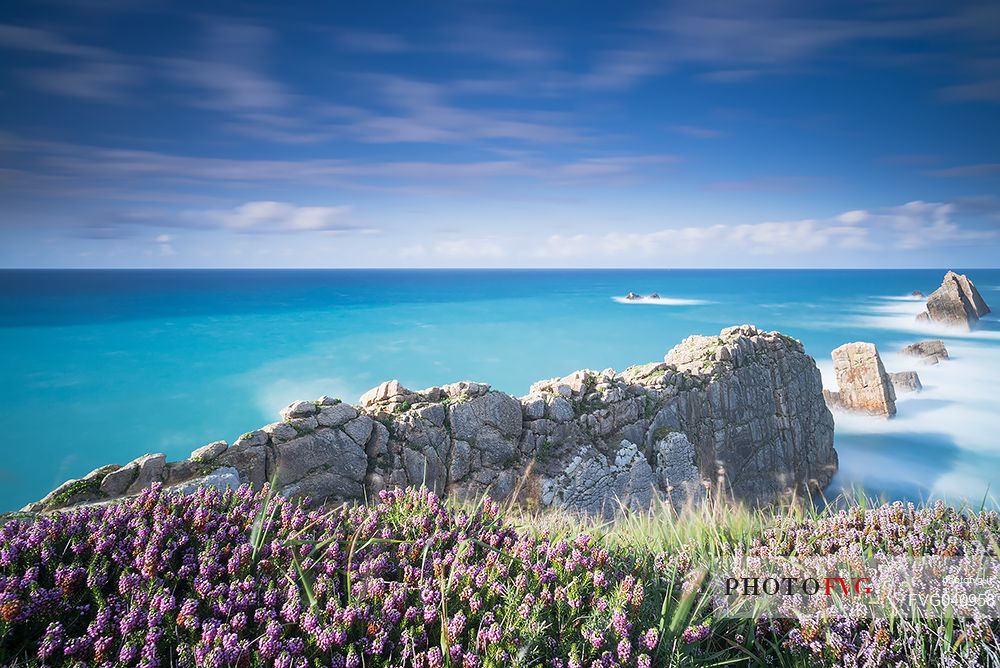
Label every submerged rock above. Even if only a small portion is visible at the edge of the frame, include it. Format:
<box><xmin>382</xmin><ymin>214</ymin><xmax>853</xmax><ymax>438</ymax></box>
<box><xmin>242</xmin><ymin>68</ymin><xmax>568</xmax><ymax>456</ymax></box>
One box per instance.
<box><xmin>26</xmin><ymin>325</ymin><xmax>838</xmax><ymax>516</ymax></box>
<box><xmin>889</xmin><ymin>371</ymin><xmax>922</xmax><ymax>394</ymax></box>
<box><xmin>919</xmin><ymin>271</ymin><xmax>991</xmax><ymax>330</ymax></box>
<box><xmin>901</xmin><ymin>340</ymin><xmax>949</xmax><ymax>365</ymax></box>
<box><xmin>825</xmin><ymin>342</ymin><xmax>896</xmax><ymax>417</ymax></box>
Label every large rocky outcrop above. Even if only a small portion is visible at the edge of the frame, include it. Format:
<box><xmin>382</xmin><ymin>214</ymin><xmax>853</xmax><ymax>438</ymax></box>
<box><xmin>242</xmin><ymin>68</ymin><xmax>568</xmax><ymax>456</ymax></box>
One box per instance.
<box><xmin>918</xmin><ymin>271</ymin><xmax>991</xmax><ymax>330</ymax></box>
<box><xmin>823</xmin><ymin>342</ymin><xmax>896</xmax><ymax>417</ymax></box>
<box><xmin>24</xmin><ymin>325</ymin><xmax>838</xmax><ymax>516</ymax></box>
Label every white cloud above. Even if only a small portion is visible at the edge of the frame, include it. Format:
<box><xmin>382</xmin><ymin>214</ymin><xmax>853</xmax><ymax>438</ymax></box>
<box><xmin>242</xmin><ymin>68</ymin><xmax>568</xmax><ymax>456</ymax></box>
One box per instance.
<box><xmin>433</xmin><ymin>238</ymin><xmax>507</xmax><ymax>258</ymax></box>
<box><xmin>836</xmin><ymin>209</ymin><xmax>869</xmax><ymax>224</ymax></box>
<box><xmin>190</xmin><ymin>201</ymin><xmax>360</xmax><ymax>234</ymax></box>
<box><xmin>532</xmin><ymin>200</ymin><xmax>994</xmax><ymax>261</ymax></box>
<box><xmin>22</xmin><ymin>61</ymin><xmax>138</xmax><ymax>102</ymax></box>
<box><xmin>154</xmin><ymin>233</ymin><xmax>175</xmax><ymax>256</ymax></box>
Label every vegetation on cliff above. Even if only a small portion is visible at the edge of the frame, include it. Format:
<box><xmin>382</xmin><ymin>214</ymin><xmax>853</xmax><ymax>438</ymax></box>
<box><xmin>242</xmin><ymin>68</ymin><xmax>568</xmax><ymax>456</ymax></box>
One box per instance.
<box><xmin>1</xmin><ymin>485</ymin><xmax>998</xmax><ymax>667</ymax></box>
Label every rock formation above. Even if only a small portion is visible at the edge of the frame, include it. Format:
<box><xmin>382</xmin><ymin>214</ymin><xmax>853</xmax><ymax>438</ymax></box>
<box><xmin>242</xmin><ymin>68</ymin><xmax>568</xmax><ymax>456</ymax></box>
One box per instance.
<box><xmin>625</xmin><ymin>292</ymin><xmax>641</xmax><ymax>300</ymax></box>
<box><xmin>901</xmin><ymin>340</ymin><xmax>949</xmax><ymax>365</ymax></box>
<box><xmin>911</xmin><ymin>290</ymin><xmax>924</xmax><ymax>298</ymax></box>
<box><xmin>888</xmin><ymin>371</ymin><xmax>922</xmax><ymax>394</ymax></box>
<box><xmin>24</xmin><ymin>325</ymin><xmax>838</xmax><ymax>517</ymax></box>
<box><xmin>918</xmin><ymin>271</ymin><xmax>991</xmax><ymax>330</ymax></box>
<box><xmin>823</xmin><ymin>342</ymin><xmax>896</xmax><ymax>417</ymax></box>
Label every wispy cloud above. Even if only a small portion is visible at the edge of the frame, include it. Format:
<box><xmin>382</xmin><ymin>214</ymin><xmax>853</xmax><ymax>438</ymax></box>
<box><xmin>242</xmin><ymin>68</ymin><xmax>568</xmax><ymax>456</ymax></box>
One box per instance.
<box><xmin>0</xmin><ymin>133</ymin><xmax>676</xmax><ymax>195</ymax></box>
<box><xmin>927</xmin><ymin>163</ymin><xmax>1000</xmax><ymax>178</ymax></box>
<box><xmin>0</xmin><ymin>23</ymin><xmax>139</xmax><ymax>101</ymax></box>
<box><xmin>185</xmin><ymin>201</ymin><xmax>362</xmax><ymax>234</ymax></box>
<box><xmin>161</xmin><ymin>21</ymin><xmax>289</xmax><ymax>111</ymax></box>
<box><xmin>21</xmin><ymin>61</ymin><xmax>139</xmax><ymax>102</ymax></box>
<box><xmin>671</xmin><ymin>125</ymin><xmax>725</xmax><ymax>139</ymax></box>
<box><xmin>530</xmin><ymin>200</ymin><xmax>994</xmax><ymax>260</ymax></box>
<box><xmin>583</xmin><ymin>0</ymin><xmax>1000</xmax><ymax>91</ymax></box>
<box><xmin>707</xmin><ymin>175</ymin><xmax>825</xmax><ymax>192</ymax></box>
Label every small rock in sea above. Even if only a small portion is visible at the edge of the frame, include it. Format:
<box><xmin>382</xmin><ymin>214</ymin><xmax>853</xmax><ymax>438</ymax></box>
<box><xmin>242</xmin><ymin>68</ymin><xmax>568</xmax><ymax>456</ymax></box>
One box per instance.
<box><xmin>826</xmin><ymin>342</ymin><xmax>896</xmax><ymax>417</ymax></box>
<box><xmin>901</xmin><ymin>340</ymin><xmax>949</xmax><ymax>365</ymax></box>
<box><xmin>624</xmin><ymin>292</ymin><xmax>641</xmax><ymax>300</ymax></box>
<box><xmin>889</xmin><ymin>371</ymin><xmax>922</xmax><ymax>394</ymax></box>
<box><xmin>911</xmin><ymin>290</ymin><xmax>924</xmax><ymax>298</ymax></box>
<box><xmin>648</xmin><ymin>292</ymin><xmax>660</xmax><ymax>299</ymax></box>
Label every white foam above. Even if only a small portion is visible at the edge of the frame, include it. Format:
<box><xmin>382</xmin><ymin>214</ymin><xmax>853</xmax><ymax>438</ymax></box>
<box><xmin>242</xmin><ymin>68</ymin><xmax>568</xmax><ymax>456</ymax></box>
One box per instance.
<box><xmin>612</xmin><ymin>295</ymin><xmax>710</xmax><ymax>306</ymax></box>
<box><xmin>852</xmin><ymin>297</ymin><xmax>1000</xmax><ymax>341</ymax></box>
<box><xmin>824</xmin><ymin>294</ymin><xmax>1000</xmax><ymax>504</ymax></box>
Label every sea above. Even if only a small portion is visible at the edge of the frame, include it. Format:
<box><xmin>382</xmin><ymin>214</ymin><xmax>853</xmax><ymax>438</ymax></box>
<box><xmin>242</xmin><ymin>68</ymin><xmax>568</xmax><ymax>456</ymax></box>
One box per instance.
<box><xmin>1</xmin><ymin>268</ymin><xmax>999</xmax><ymax>513</ymax></box>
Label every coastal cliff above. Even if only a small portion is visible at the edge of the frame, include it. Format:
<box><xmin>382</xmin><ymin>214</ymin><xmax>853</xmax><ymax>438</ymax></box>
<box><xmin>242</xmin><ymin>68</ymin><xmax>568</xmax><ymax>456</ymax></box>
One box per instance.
<box><xmin>25</xmin><ymin>325</ymin><xmax>837</xmax><ymax>516</ymax></box>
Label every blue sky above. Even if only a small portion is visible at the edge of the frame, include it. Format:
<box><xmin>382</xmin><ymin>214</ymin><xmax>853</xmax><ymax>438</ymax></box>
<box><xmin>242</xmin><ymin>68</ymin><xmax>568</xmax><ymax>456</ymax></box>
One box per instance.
<box><xmin>1</xmin><ymin>0</ymin><xmax>998</xmax><ymax>268</ymax></box>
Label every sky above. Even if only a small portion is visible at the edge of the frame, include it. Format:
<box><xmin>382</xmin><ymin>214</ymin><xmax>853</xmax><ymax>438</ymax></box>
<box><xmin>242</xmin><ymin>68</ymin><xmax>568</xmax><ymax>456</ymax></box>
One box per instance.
<box><xmin>0</xmin><ymin>0</ymin><xmax>998</xmax><ymax>268</ymax></box>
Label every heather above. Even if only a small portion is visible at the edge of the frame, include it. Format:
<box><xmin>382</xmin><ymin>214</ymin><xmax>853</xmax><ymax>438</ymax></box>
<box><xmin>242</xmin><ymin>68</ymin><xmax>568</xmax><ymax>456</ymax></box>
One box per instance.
<box><xmin>1</xmin><ymin>486</ymin><xmax>999</xmax><ymax>667</ymax></box>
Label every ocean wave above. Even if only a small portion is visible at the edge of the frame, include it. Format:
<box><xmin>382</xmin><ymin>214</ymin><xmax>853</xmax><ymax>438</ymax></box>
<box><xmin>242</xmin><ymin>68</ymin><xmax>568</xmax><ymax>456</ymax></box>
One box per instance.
<box><xmin>612</xmin><ymin>295</ymin><xmax>710</xmax><ymax>306</ymax></box>
<box><xmin>851</xmin><ymin>297</ymin><xmax>1000</xmax><ymax>341</ymax></box>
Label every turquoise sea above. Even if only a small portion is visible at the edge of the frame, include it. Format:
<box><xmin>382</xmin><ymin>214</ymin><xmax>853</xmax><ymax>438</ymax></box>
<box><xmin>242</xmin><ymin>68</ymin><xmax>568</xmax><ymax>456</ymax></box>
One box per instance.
<box><xmin>1</xmin><ymin>269</ymin><xmax>999</xmax><ymax>512</ymax></box>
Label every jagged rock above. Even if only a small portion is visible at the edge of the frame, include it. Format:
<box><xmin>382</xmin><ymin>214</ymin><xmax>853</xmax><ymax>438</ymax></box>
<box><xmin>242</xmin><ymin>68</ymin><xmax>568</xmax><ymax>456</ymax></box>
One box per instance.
<box><xmin>233</xmin><ymin>429</ymin><xmax>268</xmax><ymax>448</ymax></box>
<box><xmin>190</xmin><ymin>440</ymin><xmax>227</xmax><ymax>462</ymax></box>
<box><xmin>826</xmin><ymin>342</ymin><xmax>896</xmax><ymax>417</ymax></box>
<box><xmin>360</xmin><ymin>380</ymin><xmax>417</xmax><ymax>410</ymax></box>
<box><xmin>625</xmin><ymin>292</ymin><xmax>641</xmax><ymax>300</ymax></box>
<box><xmin>343</xmin><ymin>415</ymin><xmax>375</xmax><ymax>446</ymax></box>
<box><xmin>280</xmin><ymin>400</ymin><xmax>317</xmax><ymax>420</ymax></box>
<box><xmin>547</xmin><ymin>396</ymin><xmax>575</xmax><ymax>423</ymax></box>
<box><xmin>649</xmin><ymin>293</ymin><xmax>660</xmax><ymax>299</ymax></box>
<box><xmin>125</xmin><ymin>453</ymin><xmax>166</xmax><ymax>495</ymax></box>
<box><xmin>521</xmin><ymin>395</ymin><xmax>546</xmax><ymax>420</ymax></box>
<box><xmin>920</xmin><ymin>271</ymin><xmax>991</xmax><ymax>330</ymax></box>
<box><xmin>542</xmin><ymin>440</ymin><xmax>655</xmax><ymax>515</ymax></box>
<box><xmin>441</xmin><ymin>381</ymin><xmax>490</xmax><ymax>399</ymax></box>
<box><xmin>168</xmin><ymin>467</ymin><xmax>241</xmax><ymax>495</ymax></box>
<box><xmin>657</xmin><ymin>325</ymin><xmax>836</xmax><ymax>501</ymax></box>
<box><xmin>27</xmin><ymin>324</ymin><xmax>839</xmax><ymax>516</ymax></box>
<box><xmin>654</xmin><ymin>432</ymin><xmax>706</xmax><ymax>508</ymax></box>
<box><xmin>901</xmin><ymin>340</ymin><xmax>949</xmax><ymax>365</ymax></box>
<box><xmin>262</xmin><ymin>421</ymin><xmax>297</xmax><ymax>443</ymax></box>
<box><xmin>217</xmin><ymin>444</ymin><xmax>269</xmax><ymax>489</ymax></box>
<box><xmin>911</xmin><ymin>290</ymin><xmax>924</xmax><ymax>298</ymax></box>
<box><xmin>21</xmin><ymin>464</ymin><xmax>121</xmax><ymax>512</ymax></box>
<box><xmin>889</xmin><ymin>371</ymin><xmax>922</xmax><ymax>394</ymax></box>
<box><xmin>317</xmin><ymin>403</ymin><xmax>358</xmax><ymax>427</ymax></box>
<box><xmin>273</xmin><ymin>430</ymin><xmax>365</xmax><ymax>490</ymax></box>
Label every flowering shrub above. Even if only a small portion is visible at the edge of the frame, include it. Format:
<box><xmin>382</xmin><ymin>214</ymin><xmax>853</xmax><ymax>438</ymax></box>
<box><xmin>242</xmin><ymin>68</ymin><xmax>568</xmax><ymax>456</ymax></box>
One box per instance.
<box><xmin>0</xmin><ymin>486</ymin><xmax>998</xmax><ymax>667</ymax></box>
<box><xmin>0</xmin><ymin>486</ymin><xmax>675</xmax><ymax>667</ymax></box>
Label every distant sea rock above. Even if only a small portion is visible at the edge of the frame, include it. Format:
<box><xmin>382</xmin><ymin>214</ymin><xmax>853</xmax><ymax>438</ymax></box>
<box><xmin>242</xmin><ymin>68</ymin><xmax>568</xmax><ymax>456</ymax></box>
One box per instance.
<box><xmin>889</xmin><ymin>371</ymin><xmax>922</xmax><ymax>394</ymax></box>
<box><xmin>918</xmin><ymin>271</ymin><xmax>991</xmax><ymax>330</ymax></box>
<box><xmin>901</xmin><ymin>340</ymin><xmax>949</xmax><ymax>365</ymax></box>
<box><xmin>824</xmin><ymin>342</ymin><xmax>896</xmax><ymax>417</ymax></box>
<box><xmin>24</xmin><ymin>325</ymin><xmax>837</xmax><ymax>517</ymax></box>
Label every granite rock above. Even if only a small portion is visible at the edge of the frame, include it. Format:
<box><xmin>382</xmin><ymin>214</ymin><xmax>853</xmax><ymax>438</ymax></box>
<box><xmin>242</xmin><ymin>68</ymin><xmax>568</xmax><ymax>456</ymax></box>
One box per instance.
<box><xmin>826</xmin><ymin>342</ymin><xmax>896</xmax><ymax>417</ymax></box>
<box><xmin>920</xmin><ymin>271</ymin><xmax>991</xmax><ymax>330</ymax></box>
<box><xmin>889</xmin><ymin>371</ymin><xmax>922</xmax><ymax>394</ymax></box>
<box><xmin>901</xmin><ymin>340</ymin><xmax>949</xmax><ymax>365</ymax></box>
